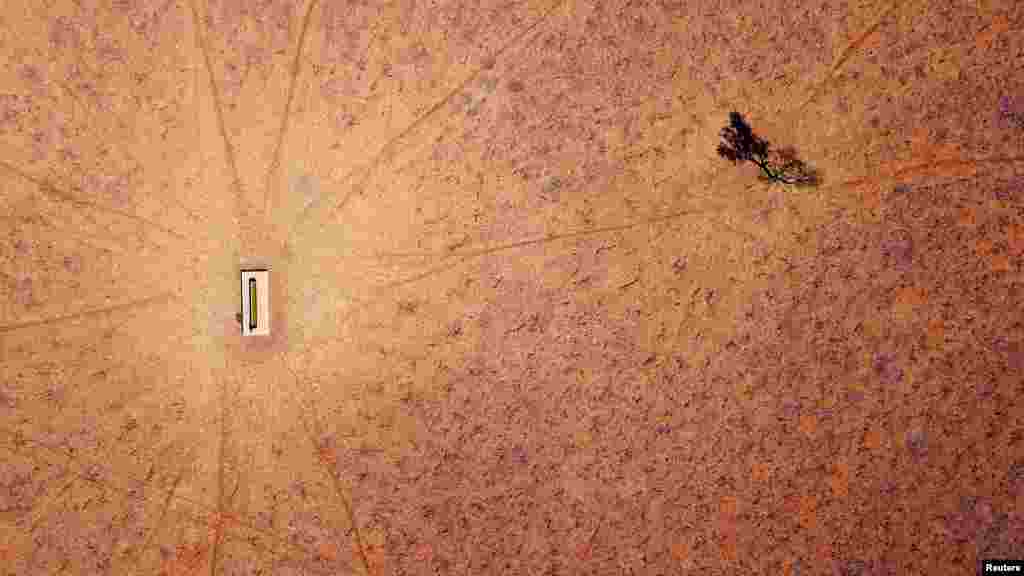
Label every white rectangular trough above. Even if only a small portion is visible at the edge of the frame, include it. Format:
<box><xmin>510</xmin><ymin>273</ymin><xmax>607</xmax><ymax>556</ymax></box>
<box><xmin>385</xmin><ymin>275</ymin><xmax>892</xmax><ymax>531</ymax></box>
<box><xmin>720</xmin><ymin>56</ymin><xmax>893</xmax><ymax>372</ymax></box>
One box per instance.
<box><xmin>240</xmin><ymin>269</ymin><xmax>270</xmax><ymax>336</ymax></box>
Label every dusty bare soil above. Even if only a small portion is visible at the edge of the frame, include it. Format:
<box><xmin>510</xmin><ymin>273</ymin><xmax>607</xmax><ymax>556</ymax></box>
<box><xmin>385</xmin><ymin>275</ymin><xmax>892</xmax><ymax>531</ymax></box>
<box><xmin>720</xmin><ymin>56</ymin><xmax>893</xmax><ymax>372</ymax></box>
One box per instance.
<box><xmin>2</xmin><ymin>0</ymin><xmax>1023</xmax><ymax>574</ymax></box>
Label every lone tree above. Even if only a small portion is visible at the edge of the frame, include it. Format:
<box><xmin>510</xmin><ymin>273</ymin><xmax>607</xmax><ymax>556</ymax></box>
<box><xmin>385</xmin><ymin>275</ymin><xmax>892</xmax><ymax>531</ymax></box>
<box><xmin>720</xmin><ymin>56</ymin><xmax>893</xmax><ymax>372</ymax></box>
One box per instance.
<box><xmin>716</xmin><ymin>111</ymin><xmax>819</xmax><ymax>186</ymax></box>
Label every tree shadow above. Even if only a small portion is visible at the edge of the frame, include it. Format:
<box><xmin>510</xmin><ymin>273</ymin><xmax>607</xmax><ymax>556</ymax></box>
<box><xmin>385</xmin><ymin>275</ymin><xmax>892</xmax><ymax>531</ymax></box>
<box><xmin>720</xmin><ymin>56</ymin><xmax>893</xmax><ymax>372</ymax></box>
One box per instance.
<box><xmin>716</xmin><ymin>111</ymin><xmax>822</xmax><ymax>188</ymax></box>
<box><xmin>757</xmin><ymin>145</ymin><xmax>822</xmax><ymax>188</ymax></box>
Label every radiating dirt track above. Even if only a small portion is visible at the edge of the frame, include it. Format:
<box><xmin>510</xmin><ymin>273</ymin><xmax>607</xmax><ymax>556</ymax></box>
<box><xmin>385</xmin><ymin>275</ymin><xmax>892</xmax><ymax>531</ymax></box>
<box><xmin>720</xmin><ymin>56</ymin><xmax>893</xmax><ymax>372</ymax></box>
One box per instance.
<box><xmin>2</xmin><ymin>1</ymin><xmax>1024</xmax><ymax>574</ymax></box>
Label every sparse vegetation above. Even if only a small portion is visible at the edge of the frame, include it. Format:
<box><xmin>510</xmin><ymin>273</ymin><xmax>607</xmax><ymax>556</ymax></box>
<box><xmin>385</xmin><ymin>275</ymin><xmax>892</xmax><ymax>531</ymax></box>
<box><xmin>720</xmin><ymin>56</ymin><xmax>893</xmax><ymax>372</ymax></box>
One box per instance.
<box><xmin>716</xmin><ymin>111</ymin><xmax>820</xmax><ymax>186</ymax></box>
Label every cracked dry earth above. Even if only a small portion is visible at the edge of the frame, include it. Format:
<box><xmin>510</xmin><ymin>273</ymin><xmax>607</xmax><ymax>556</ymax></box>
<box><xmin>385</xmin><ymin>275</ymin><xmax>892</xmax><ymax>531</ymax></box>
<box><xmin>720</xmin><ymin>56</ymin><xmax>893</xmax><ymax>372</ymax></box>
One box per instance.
<box><xmin>2</xmin><ymin>0</ymin><xmax>1024</xmax><ymax>574</ymax></box>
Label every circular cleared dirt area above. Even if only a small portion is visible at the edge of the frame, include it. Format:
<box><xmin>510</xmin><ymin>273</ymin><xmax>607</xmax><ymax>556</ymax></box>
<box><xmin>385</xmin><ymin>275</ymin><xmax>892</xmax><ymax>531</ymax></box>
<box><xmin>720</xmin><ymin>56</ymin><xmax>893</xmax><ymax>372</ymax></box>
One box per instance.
<box><xmin>2</xmin><ymin>0</ymin><xmax>1024</xmax><ymax>573</ymax></box>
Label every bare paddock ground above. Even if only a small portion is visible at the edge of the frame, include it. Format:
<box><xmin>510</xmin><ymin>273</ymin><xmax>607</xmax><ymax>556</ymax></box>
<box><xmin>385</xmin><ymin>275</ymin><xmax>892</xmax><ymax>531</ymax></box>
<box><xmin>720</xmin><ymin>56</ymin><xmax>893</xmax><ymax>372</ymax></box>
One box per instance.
<box><xmin>2</xmin><ymin>0</ymin><xmax>1023</xmax><ymax>574</ymax></box>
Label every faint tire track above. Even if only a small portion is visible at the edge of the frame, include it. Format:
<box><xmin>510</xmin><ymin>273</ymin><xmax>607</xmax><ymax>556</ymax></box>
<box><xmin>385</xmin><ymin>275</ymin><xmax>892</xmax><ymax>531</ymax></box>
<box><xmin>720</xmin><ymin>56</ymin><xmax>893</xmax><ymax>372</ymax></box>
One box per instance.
<box><xmin>287</xmin><ymin>0</ymin><xmax>567</xmax><ymax>243</ymax></box>
<box><xmin>262</xmin><ymin>0</ymin><xmax>320</xmax><ymax>221</ymax></box>
<box><xmin>795</xmin><ymin>0</ymin><xmax>906</xmax><ymax>115</ymax></box>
